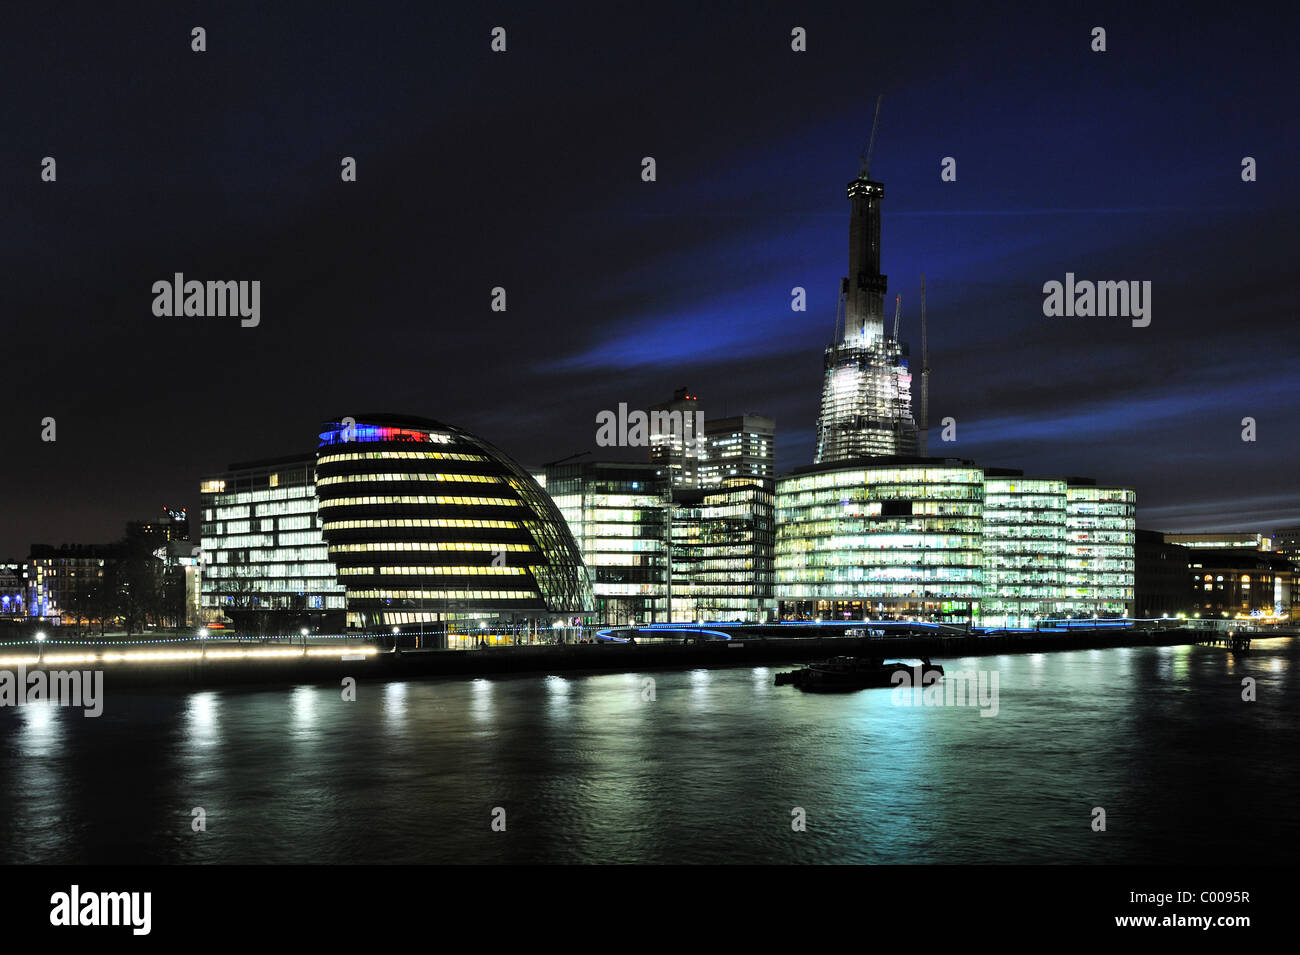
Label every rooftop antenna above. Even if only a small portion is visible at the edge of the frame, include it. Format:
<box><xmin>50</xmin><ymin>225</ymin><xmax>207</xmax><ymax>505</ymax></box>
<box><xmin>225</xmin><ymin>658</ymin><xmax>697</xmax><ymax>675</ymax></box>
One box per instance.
<box><xmin>920</xmin><ymin>274</ymin><xmax>930</xmax><ymax>456</ymax></box>
<box><xmin>892</xmin><ymin>294</ymin><xmax>902</xmax><ymax>341</ymax></box>
<box><xmin>860</xmin><ymin>94</ymin><xmax>884</xmax><ymax>177</ymax></box>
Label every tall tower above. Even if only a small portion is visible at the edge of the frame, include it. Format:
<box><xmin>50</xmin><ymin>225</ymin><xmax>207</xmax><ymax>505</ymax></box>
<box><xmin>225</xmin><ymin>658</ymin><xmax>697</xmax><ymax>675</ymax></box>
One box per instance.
<box><xmin>814</xmin><ymin>119</ymin><xmax>919</xmax><ymax>464</ymax></box>
<box><xmin>843</xmin><ymin>175</ymin><xmax>887</xmax><ymax>343</ymax></box>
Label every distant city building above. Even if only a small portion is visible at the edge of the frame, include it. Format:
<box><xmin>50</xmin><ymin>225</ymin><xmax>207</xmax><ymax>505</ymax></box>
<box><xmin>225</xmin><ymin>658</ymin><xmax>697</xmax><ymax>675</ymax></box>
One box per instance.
<box><xmin>1134</xmin><ymin>529</ymin><xmax>1192</xmax><ymax>618</ymax></box>
<box><xmin>1272</xmin><ymin>525</ymin><xmax>1300</xmax><ymax>568</ymax></box>
<box><xmin>0</xmin><ymin>562</ymin><xmax>25</xmax><ymax>619</ymax></box>
<box><xmin>199</xmin><ymin>454</ymin><xmax>347</xmax><ymax>631</ymax></box>
<box><xmin>648</xmin><ymin>387</ymin><xmax>704</xmax><ymax>488</ymax></box>
<box><xmin>1187</xmin><ymin>548</ymin><xmax>1293</xmax><ymax>621</ymax></box>
<box><xmin>127</xmin><ymin>508</ymin><xmax>190</xmax><ymax>547</ymax></box>
<box><xmin>125</xmin><ymin>508</ymin><xmax>194</xmax><ymax>628</ymax></box>
<box><xmin>1163</xmin><ymin>531</ymin><xmax>1271</xmax><ymax>551</ymax></box>
<box><xmin>813</xmin><ymin>163</ymin><xmax>918</xmax><ymax>463</ymax></box>
<box><xmin>698</xmin><ymin>414</ymin><xmax>775</xmax><ymax>490</ymax></box>
<box><xmin>24</xmin><ymin>544</ymin><xmax>111</xmax><ymax>626</ymax></box>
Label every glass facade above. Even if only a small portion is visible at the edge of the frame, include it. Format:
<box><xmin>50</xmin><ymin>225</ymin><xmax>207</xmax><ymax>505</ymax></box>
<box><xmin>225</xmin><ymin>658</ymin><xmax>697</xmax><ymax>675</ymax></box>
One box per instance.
<box><xmin>200</xmin><ymin>456</ymin><xmax>347</xmax><ymax>626</ymax></box>
<box><xmin>776</xmin><ymin>462</ymin><xmax>1135</xmax><ymax>624</ymax></box>
<box><xmin>692</xmin><ymin>482</ymin><xmax>775</xmax><ymax>621</ymax></box>
<box><xmin>776</xmin><ymin>460</ymin><xmax>984</xmax><ymax>622</ymax></box>
<box><xmin>1062</xmin><ymin>484</ymin><xmax>1137</xmax><ymax>616</ymax></box>
<box><xmin>318</xmin><ymin>415</ymin><xmax>593</xmax><ymax>629</ymax></box>
<box><xmin>545</xmin><ymin>461</ymin><xmax>669</xmax><ymax>625</ymax></box>
<box><xmin>982</xmin><ymin>477</ymin><xmax>1068</xmax><ymax>625</ymax></box>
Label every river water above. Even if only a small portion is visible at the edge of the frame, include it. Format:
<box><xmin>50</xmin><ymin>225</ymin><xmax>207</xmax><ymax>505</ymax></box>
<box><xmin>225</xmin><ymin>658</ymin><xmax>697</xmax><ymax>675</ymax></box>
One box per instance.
<box><xmin>1</xmin><ymin>640</ymin><xmax>1294</xmax><ymax>864</ymax></box>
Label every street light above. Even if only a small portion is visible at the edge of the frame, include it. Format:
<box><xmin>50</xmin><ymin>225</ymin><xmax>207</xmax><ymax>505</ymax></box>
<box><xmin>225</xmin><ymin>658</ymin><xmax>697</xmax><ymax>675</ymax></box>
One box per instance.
<box><xmin>35</xmin><ymin>630</ymin><xmax>45</xmax><ymax>664</ymax></box>
<box><xmin>301</xmin><ymin>627</ymin><xmax>308</xmax><ymax>650</ymax></box>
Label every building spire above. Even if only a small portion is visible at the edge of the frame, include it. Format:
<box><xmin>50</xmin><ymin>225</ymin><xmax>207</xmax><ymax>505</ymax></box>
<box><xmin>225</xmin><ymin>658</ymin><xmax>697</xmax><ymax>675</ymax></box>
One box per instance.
<box><xmin>860</xmin><ymin>94</ymin><xmax>883</xmax><ymax>178</ymax></box>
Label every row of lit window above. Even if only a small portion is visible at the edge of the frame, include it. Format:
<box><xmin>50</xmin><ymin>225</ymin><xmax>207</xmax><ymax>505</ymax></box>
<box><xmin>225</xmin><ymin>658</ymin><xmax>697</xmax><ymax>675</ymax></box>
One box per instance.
<box><xmin>984</xmin><ymin>481</ymin><xmax>1068</xmax><ymax>494</ymax></box>
<box><xmin>209</xmin><ymin>487</ymin><xmax>316</xmax><ymax>506</ymax></box>
<box><xmin>575</xmin><ymin>539</ymin><xmax>665</xmax><ymax>553</ymax></box>
<box><xmin>201</xmin><ymin>595</ymin><xmax>347</xmax><ymax>609</ymax></box>
<box><xmin>202</xmin><ymin>579</ymin><xmax>342</xmax><ymax>592</ymax></box>
<box><xmin>347</xmin><ymin>589</ymin><xmax>536</xmax><ymax>600</ymax></box>
<box><xmin>776</xmin><ymin>536</ymin><xmax>982</xmax><ymax>551</ymax></box>
<box><xmin>781</xmin><ymin>487</ymin><xmax>983</xmax><ymax>505</ymax></box>
<box><xmin>775</xmin><ymin>520</ymin><xmax>983</xmax><ymax>538</ymax></box>
<box><xmin>776</xmin><ymin>583</ymin><xmax>985</xmax><ymax>597</ymax></box>
<box><xmin>585</xmin><ymin>553</ymin><xmax>665</xmax><ymax>567</ymax></box>
<box><xmin>318</xmin><ymin>496</ymin><xmax>519</xmax><ymax>509</ymax></box>
<box><xmin>204</xmin><ymin>563</ymin><xmax>342</xmax><ymax>578</ymax></box>
<box><xmin>780</xmin><ymin>469</ymin><xmax>984</xmax><ymax>492</ymax></box>
<box><xmin>317</xmin><ymin>473</ymin><xmax>501</xmax><ymax>486</ymax></box>
<box><xmin>322</xmin><ymin>518</ymin><xmax>521</xmax><ymax>530</ymax></box>
<box><xmin>318</xmin><ymin>450</ymin><xmax>488</xmax><ymax>464</ymax></box>
<box><xmin>778</xmin><ymin>509</ymin><xmax>984</xmax><ymax>526</ymax></box>
<box><xmin>338</xmin><ymin>566</ymin><xmax>526</xmax><ymax>576</ymax></box>
<box><xmin>205</xmin><ymin>545</ymin><xmax>332</xmax><ymax>561</ymax></box>
<box><xmin>328</xmin><ymin>542</ymin><xmax>532</xmax><ymax>554</ymax></box>
<box><xmin>1066</xmin><ymin>489</ymin><xmax>1136</xmax><ymax>503</ymax></box>
<box><xmin>202</xmin><ymin>531</ymin><xmax>327</xmax><ymax>549</ymax></box>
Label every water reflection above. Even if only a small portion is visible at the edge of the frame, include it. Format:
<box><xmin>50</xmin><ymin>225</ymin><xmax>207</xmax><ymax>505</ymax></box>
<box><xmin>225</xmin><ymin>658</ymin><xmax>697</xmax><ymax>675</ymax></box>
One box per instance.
<box><xmin>1</xmin><ymin>642</ymin><xmax>1296</xmax><ymax>865</ymax></box>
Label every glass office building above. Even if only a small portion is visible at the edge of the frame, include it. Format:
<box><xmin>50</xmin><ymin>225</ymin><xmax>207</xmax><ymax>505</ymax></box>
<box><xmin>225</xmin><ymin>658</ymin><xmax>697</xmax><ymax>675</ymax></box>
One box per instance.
<box><xmin>982</xmin><ymin>475</ymin><xmax>1068</xmax><ymax>626</ymax></box>
<box><xmin>317</xmin><ymin>414</ymin><xmax>593</xmax><ymax>629</ymax></box>
<box><xmin>1062</xmin><ymin>483</ymin><xmax>1137</xmax><ymax>617</ymax></box>
<box><xmin>199</xmin><ymin>454</ymin><xmax>347</xmax><ymax>629</ymax></box>
<box><xmin>693</xmin><ymin>481</ymin><xmax>776</xmax><ymax>621</ymax></box>
<box><xmin>775</xmin><ymin>458</ymin><xmax>985</xmax><ymax>622</ymax></box>
<box><xmin>545</xmin><ymin>460</ymin><xmax>669</xmax><ymax>625</ymax></box>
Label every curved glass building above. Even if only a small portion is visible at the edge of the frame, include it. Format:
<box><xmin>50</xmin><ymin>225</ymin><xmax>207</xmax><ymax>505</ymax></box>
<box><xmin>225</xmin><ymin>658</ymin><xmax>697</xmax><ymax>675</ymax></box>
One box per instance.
<box><xmin>316</xmin><ymin>414</ymin><xmax>593</xmax><ymax>629</ymax></box>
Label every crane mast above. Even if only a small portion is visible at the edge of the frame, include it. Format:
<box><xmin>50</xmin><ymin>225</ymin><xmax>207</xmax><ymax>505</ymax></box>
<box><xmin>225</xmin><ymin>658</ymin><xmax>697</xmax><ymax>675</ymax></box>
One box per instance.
<box><xmin>861</xmin><ymin>94</ymin><xmax>883</xmax><ymax>177</ymax></box>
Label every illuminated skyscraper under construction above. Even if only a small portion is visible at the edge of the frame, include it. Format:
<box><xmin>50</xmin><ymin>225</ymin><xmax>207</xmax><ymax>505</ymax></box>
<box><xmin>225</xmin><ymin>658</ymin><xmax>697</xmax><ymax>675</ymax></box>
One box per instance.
<box><xmin>814</xmin><ymin>125</ymin><xmax>919</xmax><ymax>463</ymax></box>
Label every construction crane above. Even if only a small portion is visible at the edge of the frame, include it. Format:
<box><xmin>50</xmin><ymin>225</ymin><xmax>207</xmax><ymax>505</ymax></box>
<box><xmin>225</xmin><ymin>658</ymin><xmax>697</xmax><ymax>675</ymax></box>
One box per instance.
<box><xmin>860</xmin><ymin>94</ymin><xmax>883</xmax><ymax>177</ymax></box>
<box><xmin>542</xmin><ymin>450</ymin><xmax>591</xmax><ymax>468</ymax></box>
<box><xmin>892</xmin><ymin>295</ymin><xmax>902</xmax><ymax>342</ymax></box>
<box><xmin>832</xmin><ymin>276</ymin><xmax>849</xmax><ymax>347</ymax></box>
<box><xmin>920</xmin><ymin>274</ymin><xmax>930</xmax><ymax>456</ymax></box>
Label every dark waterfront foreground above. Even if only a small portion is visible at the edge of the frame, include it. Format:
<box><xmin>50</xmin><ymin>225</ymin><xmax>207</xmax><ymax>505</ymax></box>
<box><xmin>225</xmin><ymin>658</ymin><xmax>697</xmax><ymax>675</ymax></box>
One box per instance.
<box><xmin>1</xmin><ymin>640</ymin><xmax>1294</xmax><ymax>864</ymax></box>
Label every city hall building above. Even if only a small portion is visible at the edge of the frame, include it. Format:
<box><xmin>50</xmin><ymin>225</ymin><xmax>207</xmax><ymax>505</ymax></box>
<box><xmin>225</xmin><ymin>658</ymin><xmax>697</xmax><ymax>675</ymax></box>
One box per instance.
<box><xmin>201</xmin><ymin>414</ymin><xmax>594</xmax><ymax>635</ymax></box>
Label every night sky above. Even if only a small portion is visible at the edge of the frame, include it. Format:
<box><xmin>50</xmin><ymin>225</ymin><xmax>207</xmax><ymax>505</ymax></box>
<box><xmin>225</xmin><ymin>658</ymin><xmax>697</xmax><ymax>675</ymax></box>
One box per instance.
<box><xmin>2</xmin><ymin>1</ymin><xmax>1296</xmax><ymax>556</ymax></box>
